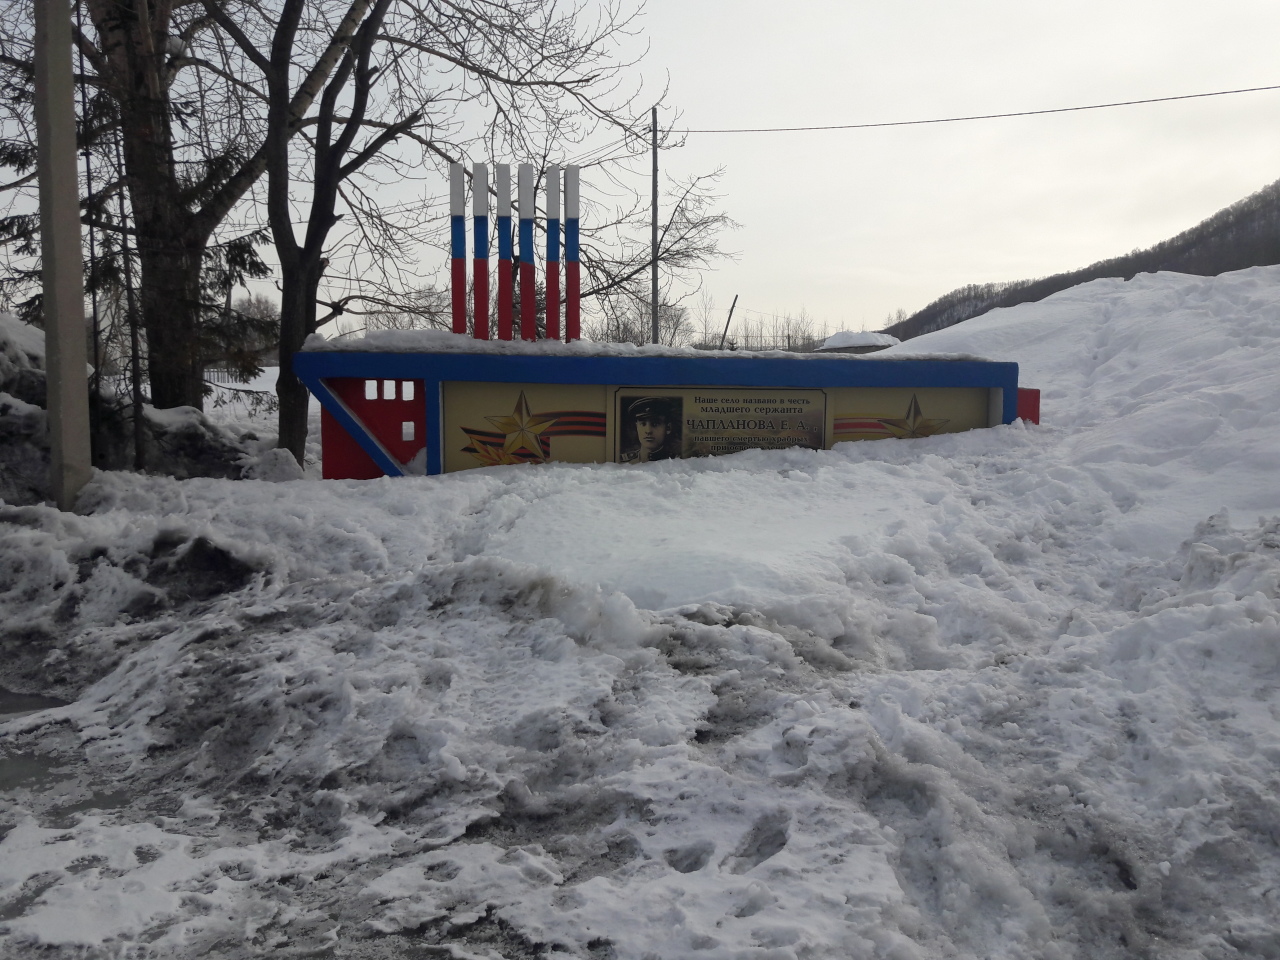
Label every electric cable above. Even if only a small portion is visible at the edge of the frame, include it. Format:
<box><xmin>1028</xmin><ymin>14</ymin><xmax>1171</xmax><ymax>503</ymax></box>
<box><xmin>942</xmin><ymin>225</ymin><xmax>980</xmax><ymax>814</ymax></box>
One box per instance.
<box><xmin>680</xmin><ymin>83</ymin><xmax>1280</xmax><ymax>134</ymax></box>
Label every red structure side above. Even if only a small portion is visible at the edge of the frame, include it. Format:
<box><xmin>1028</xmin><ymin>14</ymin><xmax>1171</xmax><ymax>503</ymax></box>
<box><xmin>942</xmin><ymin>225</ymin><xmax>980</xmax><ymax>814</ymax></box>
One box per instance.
<box><xmin>1017</xmin><ymin>388</ymin><xmax>1041</xmax><ymax>424</ymax></box>
<box><xmin>319</xmin><ymin>377</ymin><xmax>426</xmax><ymax>479</ymax></box>
<box><xmin>322</xmin><ymin>408</ymin><xmax>383</xmax><ymax>480</ymax></box>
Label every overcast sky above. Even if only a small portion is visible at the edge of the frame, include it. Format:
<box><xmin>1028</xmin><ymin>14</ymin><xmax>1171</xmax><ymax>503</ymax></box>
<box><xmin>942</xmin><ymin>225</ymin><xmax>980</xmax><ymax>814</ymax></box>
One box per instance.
<box><xmin>630</xmin><ymin>0</ymin><xmax>1280</xmax><ymax>333</ymax></box>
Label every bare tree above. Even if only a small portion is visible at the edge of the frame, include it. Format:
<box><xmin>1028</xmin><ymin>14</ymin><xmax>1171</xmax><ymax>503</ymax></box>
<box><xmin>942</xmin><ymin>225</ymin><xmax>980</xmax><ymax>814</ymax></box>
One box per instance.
<box><xmin>2</xmin><ymin>0</ymin><xmax>736</xmax><ymax>466</ymax></box>
<box><xmin>202</xmin><ymin>0</ymin><xmax>707</xmax><ymax>461</ymax></box>
<box><xmin>2</xmin><ymin>1</ymin><xmax>306</xmax><ymax>408</ymax></box>
<box><xmin>727</xmin><ymin>308</ymin><xmax>827</xmax><ymax>353</ymax></box>
<box><xmin>583</xmin><ymin>297</ymin><xmax>691</xmax><ymax>347</ymax></box>
<box><xmin>579</xmin><ymin>168</ymin><xmax>737</xmax><ymax>333</ymax></box>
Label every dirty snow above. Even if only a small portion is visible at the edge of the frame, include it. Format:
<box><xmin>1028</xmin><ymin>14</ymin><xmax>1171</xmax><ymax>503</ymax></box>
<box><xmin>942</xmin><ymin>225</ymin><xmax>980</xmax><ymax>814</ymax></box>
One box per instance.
<box><xmin>2</xmin><ymin>266</ymin><xmax>1279</xmax><ymax>959</ymax></box>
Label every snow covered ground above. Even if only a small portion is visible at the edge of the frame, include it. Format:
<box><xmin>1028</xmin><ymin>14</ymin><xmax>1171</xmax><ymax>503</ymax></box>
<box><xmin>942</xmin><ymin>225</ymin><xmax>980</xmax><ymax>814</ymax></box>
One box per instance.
<box><xmin>2</xmin><ymin>267</ymin><xmax>1279</xmax><ymax>959</ymax></box>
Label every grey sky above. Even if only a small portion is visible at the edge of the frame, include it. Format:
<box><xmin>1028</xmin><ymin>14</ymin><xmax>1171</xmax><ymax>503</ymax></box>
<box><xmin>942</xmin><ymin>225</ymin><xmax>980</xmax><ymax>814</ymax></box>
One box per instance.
<box><xmin>637</xmin><ymin>0</ymin><xmax>1280</xmax><ymax>332</ymax></box>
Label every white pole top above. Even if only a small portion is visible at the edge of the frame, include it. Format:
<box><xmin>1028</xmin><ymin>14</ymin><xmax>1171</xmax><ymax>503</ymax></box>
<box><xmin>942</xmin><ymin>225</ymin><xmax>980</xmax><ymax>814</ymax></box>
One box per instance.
<box><xmin>495</xmin><ymin>163</ymin><xmax>511</xmax><ymax>217</ymax></box>
<box><xmin>518</xmin><ymin>164</ymin><xmax>534</xmax><ymax>219</ymax></box>
<box><xmin>449</xmin><ymin>163</ymin><xmax>465</xmax><ymax>216</ymax></box>
<box><xmin>546</xmin><ymin>165</ymin><xmax>560</xmax><ymax>219</ymax></box>
<box><xmin>564</xmin><ymin>165</ymin><xmax>580</xmax><ymax>219</ymax></box>
<box><xmin>472</xmin><ymin>162</ymin><xmax>489</xmax><ymax>216</ymax></box>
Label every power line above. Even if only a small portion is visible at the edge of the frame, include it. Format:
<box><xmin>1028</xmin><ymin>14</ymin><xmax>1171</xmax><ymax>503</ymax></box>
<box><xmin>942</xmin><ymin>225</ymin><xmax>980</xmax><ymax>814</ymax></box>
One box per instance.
<box><xmin>681</xmin><ymin>83</ymin><xmax>1280</xmax><ymax>134</ymax></box>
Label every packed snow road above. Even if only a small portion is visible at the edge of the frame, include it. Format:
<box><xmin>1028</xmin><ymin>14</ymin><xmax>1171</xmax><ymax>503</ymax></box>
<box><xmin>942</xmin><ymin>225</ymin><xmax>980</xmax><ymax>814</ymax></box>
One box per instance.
<box><xmin>2</xmin><ymin>267</ymin><xmax>1279</xmax><ymax>959</ymax></box>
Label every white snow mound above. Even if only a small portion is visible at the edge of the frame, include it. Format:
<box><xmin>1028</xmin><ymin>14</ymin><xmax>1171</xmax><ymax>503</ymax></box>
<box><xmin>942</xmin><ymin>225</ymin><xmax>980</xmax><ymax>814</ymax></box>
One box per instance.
<box><xmin>2</xmin><ymin>267</ymin><xmax>1279</xmax><ymax>960</ymax></box>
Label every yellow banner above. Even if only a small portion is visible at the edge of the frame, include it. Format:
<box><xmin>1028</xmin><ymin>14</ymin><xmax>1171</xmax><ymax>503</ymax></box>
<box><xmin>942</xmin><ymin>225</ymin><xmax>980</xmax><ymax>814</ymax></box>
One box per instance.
<box><xmin>442</xmin><ymin>381</ymin><xmax>994</xmax><ymax>472</ymax></box>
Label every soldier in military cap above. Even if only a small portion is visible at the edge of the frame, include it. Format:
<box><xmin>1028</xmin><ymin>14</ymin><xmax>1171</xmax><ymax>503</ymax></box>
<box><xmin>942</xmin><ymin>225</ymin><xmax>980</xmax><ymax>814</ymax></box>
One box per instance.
<box><xmin>619</xmin><ymin>395</ymin><xmax>682</xmax><ymax>463</ymax></box>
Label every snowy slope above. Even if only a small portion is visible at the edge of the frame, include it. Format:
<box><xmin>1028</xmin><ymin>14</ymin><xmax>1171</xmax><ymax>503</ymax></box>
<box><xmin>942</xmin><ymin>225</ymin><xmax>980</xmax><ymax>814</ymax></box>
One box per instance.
<box><xmin>1</xmin><ymin>268</ymin><xmax>1279</xmax><ymax>960</ymax></box>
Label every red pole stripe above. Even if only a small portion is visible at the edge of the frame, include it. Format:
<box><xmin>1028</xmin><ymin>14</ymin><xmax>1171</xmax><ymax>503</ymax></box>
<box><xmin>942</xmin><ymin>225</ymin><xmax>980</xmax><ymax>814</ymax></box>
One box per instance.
<box><xmin>473</xmin><ymin>262</ymin><xmax>489</xmax><ymax>340</ymax></box>
<box><xmin>546</xmin><ymin>260</ymin><xmax>560</xmax><ymax>341</ymax></box>
<box><xmin>520</xmin><ymin>260</ymin><xmax>537</xmax><ymax>340</ymax></box>
<box><xmin>565</xmin><ymin>261</ymin><xmax>580</xmax><ymax>341</ymax></box>
<box><xmin>498</xmin><ymin>260</ymin><xmax>513</xmax><ymax>340</ymax></box>
<box><xmin>450</xmin><ymin>259</ymin><xmax>467</xmax><ymax>334</ymax></box>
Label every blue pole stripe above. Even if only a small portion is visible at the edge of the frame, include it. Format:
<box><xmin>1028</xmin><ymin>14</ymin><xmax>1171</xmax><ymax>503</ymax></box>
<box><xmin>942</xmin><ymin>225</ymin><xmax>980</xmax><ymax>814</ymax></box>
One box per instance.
<box><xmin>565</xmin><ymin>218</ymin><xmax>580</xmax><ymax>262</ymax></box>
<box><xmin>519</xmin><ymin>217</ymin><xmax>534</xmax><ymax>263</ymax></box>
<box><xmin>450</xmin><ymin>216</ymin><xmax>466</xmax><ymax>259</ymax></box>
<box><xmin>546</xmin><ymin>218</ymin><xmax>560</xmax><ymax>262</ymax></box>
<box><xmin>474</xmin><ymin>216</ymin><xmax>489</xmax><ymax>259</ymax></box>
<box><xmin>497</xmin><ymin>216</ymin><xmax>513</xmax><ymax>260</ymax></box>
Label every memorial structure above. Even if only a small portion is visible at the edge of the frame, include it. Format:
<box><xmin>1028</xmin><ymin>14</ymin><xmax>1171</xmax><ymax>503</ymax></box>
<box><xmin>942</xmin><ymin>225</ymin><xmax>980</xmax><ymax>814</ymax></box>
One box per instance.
<box><xmin>297</xmin><ymin>164</ymin><xmax>1036</xmax><ymax>479</ymax></box>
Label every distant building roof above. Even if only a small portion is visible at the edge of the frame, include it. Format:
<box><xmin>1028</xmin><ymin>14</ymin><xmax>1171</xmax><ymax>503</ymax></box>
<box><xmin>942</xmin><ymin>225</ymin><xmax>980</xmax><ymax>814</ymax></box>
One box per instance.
<box><xmin>818</xmin><ymin>330</ymin><xmax>901</xmax><ymax>352</ymax></box>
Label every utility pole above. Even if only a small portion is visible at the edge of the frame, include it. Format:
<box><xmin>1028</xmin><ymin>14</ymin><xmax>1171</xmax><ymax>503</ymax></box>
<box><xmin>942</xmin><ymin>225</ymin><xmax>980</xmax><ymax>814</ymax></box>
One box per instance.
<box><xmin>35</xmin><ymin>0</ymin><xmax>92</xmax><ymax>509</ymax></box>
<box><xmin>718</xmin><ymin>294</ymin><xmax>739</xmax><ymax>350</ymax></box>
<box><xmin>650</xmin><ymin>106</ymin><xmax>659</xmax><ymax>344</ymax></box>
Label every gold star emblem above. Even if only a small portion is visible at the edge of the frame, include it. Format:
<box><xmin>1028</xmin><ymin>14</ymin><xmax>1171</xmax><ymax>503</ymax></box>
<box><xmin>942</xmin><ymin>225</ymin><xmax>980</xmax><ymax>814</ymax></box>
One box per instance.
<box><xmin>462</xmin><ymin>434</ymin><xmax>526</xmax><ymax>466</ymax></box>
<box><xmin>485</xmin><ymin>391</ymin><xmax>558</xmax><ymax>461</ymax></box>
<box><xmin>877</xmin><ymin>394</ymin><xmax>949</xmax><ymax>439</ymax></box>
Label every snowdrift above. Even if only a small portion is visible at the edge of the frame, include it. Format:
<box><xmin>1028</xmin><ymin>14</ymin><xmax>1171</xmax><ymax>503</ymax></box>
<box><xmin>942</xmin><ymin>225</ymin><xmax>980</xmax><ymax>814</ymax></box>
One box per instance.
<box><xmin>2</xmin><ymin>267</ymin><xmax>1279</xmax><ymax>959</ymax></box>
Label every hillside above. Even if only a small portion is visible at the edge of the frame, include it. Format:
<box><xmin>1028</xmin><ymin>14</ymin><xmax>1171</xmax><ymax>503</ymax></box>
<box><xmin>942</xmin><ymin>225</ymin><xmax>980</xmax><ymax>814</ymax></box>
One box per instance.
<box><xmin>885</xmin><ymin>176</ymin><xmax>1280</xmax><ymax>340</ymax></box>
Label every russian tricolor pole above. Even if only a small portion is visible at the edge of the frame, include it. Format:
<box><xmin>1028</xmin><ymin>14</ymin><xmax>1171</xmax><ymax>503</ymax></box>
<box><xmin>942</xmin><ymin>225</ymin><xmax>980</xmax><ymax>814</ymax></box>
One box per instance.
<box><xmin>545</xmin><ymin>166</ymin><xmax>561</xmax><ymax>341</ymax></box>
<box><xmin>449</xmin><ymin>163</ymin><xmax>467</xmax><ymax>334</ymax></box>
<box><xmin>518</xmin><ymin>164</ymin><xmax>537</xmax><ymax>340</ymax></box>
<box><xmin>496</xmin><ymin>163</ymin><xmax>513</xmax><ymax>340</ymax></box>
<box><xmin>564</xmin><ymin>165</ymin><xmax>580</xmax><ymax>341</ymax></box>
<box><xmin>472</xmin><ymin>162</ymin><xmax>489</xmax><ymax>340</ymax></box>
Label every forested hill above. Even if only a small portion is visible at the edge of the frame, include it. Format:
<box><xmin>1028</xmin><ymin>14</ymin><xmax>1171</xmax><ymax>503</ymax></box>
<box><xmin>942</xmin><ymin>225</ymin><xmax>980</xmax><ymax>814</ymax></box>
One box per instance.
<box><xmin>884</xmin><ymin>176</ymin><xmax>1280</xmax><ymax>340</ymax></box>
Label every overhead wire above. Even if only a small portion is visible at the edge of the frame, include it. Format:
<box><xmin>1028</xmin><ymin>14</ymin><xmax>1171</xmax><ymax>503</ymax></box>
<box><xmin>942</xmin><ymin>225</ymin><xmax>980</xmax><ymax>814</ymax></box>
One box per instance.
<box><xmin>679</xmin><ymin>83</ymin><xmax>1280</xmax><ymax>134</ymax></box>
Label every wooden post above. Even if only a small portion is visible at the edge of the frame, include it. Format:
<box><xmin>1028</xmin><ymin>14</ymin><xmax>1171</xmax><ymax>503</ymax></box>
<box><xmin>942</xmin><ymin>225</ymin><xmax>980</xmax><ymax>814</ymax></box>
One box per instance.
<box><xmin>718</xmin><ymin>294</ymin><xmax>739</xmax><ymax>350</ymax></box>
<box><xmin>35</xmin><ymin>0</ymin><xmax>92</xmax><ymax>509</ymax></box>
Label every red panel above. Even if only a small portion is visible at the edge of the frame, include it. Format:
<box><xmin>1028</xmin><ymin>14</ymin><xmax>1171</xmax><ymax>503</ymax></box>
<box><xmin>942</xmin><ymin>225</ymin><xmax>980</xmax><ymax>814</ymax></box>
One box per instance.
<box><xmin>319</xmin><ymin>378</ymin><xmax>427</xmax><ymax>479</ymax></box>
<box><xmin>322</xmin><ymin>408</ymin><xmax>384</xmax><ymax>480</ymax></box>
<box><xmin>1017</xmin><ymin>388</ymin><xmax>1041</xmax><ymax>424</ymax></box>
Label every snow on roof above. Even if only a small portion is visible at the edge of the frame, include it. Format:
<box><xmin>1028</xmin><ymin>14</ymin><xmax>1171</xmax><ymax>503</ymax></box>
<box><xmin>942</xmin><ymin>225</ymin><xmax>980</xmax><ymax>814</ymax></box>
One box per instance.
<box><xmin>303</xmin><ymin>327</ymin><xmax>973</xmax><ymax>361</ymax></box>
<box><xmin>817</xmin><ymin>330</ymin><xmax>901</xmax><ymax>350</ymax></box>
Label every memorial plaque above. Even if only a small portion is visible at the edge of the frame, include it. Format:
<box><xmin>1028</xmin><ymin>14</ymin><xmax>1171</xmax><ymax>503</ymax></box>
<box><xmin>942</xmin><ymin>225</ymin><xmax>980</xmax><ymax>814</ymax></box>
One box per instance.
<box><xmin>613</xmin><ymin>387</ymin><xmax>826</xmax><ymax>463</ymax></box>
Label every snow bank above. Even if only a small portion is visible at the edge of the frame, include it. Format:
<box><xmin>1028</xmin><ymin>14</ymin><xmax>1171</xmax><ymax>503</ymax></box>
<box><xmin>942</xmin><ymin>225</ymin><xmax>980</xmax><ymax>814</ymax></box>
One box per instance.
<box><xmin>884</xmin><ymin>267</ymin><xmax>1280</xmax><ymax>556</ymax></box>
<box><xmin>2</xmin><ymin>268</ymin><xmax>1279</xmax><ymax>959</ymax></box>
<box><xmin>818</xmin><ymin>330</ymin><xmax>901</xmax><ymax>350</ymax></box>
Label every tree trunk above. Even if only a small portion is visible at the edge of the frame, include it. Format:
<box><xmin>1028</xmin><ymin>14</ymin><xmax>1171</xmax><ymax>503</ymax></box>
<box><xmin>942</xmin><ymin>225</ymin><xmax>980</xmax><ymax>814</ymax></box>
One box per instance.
<box><xmin>136</xmin><ymin>236</ymin><xmax>206</xmax><ymax>409</ymax></box>
<box><xmin>275</xmin><ymin>354</ymin><xmax>311</xmax><ymax>464</ymax></box>
<box><xmin>90</xmin><ymin>0</ymin><xmax>211</xmax><ymax>411</ymax></box>
<box><xmin>275</xmin><ymin>259</ymin><xmax>321</xmax><ymax>463</ymax></box>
